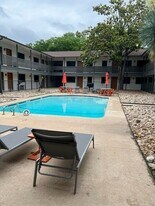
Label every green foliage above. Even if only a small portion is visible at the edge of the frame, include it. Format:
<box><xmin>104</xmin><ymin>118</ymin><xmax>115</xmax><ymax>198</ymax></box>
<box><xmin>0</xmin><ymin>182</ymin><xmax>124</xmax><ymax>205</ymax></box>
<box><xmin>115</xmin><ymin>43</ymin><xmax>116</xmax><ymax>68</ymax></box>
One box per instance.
<box><xmin>47</xmin><ymin>32</ymin><xmax>86</xmax><ymax>51</ymax></box>
<box><xmin>28</xmin><ymin>32</ymin><xmax>86</xmax><ymax>52</ymax></box>
<box><xmin>146</xmin><ymin>0</ymin><xmax>155</xmax><ymax>8</ymax></box>
<box><xmin>81</xmin><ymin>0</ymin><xmax>147</xmax><ymax>89</ymax></box>
<box><xmin>140</xmin><ymin>9</ymin><xmax>155</xmax><ymax>61</ymax></box>
<box><xmin>26</xmin><ymin>40</ymin><xmax>48</xmax><ymax>52</ymax></box>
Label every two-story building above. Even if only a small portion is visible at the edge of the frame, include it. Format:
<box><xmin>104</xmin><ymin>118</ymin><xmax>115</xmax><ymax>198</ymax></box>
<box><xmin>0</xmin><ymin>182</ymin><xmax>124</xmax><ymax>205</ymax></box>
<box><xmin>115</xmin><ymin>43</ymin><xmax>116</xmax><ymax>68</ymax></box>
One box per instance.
<box><xmin>0</xmin><ymin>35</ymin><xmax>52</xmax><ymax>92</ymax></box>
<box><xmin>44</xmin><ymin>50</ymin><xmax>155</xmax><ymax>93</ymax></box>
<box><xmin>0</xmin><ymin>35</ymin><xmax>155</xmax><ymax>93</ymax></box>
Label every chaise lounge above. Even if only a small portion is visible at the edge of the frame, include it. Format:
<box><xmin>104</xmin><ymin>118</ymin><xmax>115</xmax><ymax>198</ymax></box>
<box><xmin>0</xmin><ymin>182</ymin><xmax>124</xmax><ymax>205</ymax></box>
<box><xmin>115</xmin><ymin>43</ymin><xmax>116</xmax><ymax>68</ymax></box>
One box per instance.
<box><xmin>31</xmin><ymin>128</ymin><xmax>94</xmax><ymax>194</ymax></box>
<box><xmin>0</xmin><ymin>127</ymin><xmax>32</xmax><ymax>157</ymax></box>
<box><xmin>0</xmin><ymin>124</ymin><xmax>18</xmax><ymax>134</ymax></box>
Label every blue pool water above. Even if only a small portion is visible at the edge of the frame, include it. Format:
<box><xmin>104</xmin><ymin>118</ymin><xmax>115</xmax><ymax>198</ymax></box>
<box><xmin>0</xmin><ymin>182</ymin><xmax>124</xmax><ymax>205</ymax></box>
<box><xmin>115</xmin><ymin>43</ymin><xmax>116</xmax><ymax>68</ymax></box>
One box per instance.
<box><xmin>0</xmin><ymin>96</ymin><xmax>108</xmax><ymax>118</ymax></box>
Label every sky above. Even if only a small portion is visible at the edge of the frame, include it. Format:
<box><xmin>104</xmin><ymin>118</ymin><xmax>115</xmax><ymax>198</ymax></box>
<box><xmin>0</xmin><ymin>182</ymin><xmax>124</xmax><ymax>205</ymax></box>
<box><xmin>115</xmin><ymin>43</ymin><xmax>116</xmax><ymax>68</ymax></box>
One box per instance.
<box><xmin>0</xmin><ymin>0</ymin><xmax>109</xmax><ymax>44</ymax></box>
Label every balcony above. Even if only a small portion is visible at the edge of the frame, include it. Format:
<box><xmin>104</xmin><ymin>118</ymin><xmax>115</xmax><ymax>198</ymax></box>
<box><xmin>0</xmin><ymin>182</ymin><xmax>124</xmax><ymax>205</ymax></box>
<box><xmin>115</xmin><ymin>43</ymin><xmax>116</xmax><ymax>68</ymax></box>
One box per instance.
<box><xmin>143</xmin><ymin>63</ymin><xmax>155</xmax><ymax>76</ymax></box>
<box><xmin>1</xmin><ymin>54</ymin><xmax>52</xmax><ymax>74</ymax></box>
<box><xmin>51</xmin><ymin>66</ymin><xmax>144</xmax><ymax>76</ymax></box>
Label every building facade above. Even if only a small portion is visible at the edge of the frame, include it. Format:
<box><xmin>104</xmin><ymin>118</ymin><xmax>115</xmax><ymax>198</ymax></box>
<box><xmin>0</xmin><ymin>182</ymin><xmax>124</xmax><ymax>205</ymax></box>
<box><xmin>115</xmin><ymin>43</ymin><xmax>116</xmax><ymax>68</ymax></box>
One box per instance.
<box><xmin>0</xmin><ymin>35</ymin><xmax>155</xmax><ymax>93</ymax></box>
<box><xmin>0</xmin><ymin>35</ymin><xmax>52</xmax><ymax>92</ymax></box>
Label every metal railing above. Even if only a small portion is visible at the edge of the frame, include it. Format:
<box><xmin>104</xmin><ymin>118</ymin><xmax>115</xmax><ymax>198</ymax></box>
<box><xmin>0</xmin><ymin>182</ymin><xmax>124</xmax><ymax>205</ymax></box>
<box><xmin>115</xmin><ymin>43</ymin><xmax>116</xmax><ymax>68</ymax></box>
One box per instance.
<box><xmin>51</xmin><ymin>66</ymin><xmax>145</xmax><ymax>76</ymax></box>
<box><xmin>2</xmin><ymin>54</ymin><xmax>52</xmax><ymax>73</ymax></box>
<box><xmin>1</xmin><ymin>103</ymin><xmax>30</xmax><ymax>116</ymax></box>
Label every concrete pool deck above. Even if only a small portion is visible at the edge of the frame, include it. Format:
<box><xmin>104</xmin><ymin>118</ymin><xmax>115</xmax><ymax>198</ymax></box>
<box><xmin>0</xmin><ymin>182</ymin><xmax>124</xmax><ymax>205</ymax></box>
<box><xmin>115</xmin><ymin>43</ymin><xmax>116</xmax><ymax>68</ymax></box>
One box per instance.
<box><xmin>0</xmin><ymin>94</ymin><xmax>155</xmax><ymax>206</ymax></box>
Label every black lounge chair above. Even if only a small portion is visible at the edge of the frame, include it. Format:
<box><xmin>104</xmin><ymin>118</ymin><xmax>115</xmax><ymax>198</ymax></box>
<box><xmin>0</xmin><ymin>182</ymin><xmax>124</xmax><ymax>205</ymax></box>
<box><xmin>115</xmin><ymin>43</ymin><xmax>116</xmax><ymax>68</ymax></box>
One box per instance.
<box><xmin>0</xmin><ymin>127</ymin><xmax>32</xmax><ymax>157</ymax></box>
<box><xmin>31</xmin><ymin>129</ymin><xmax>94</xmax><ymax>194</ymax></box>
<box><xmin>0</xmin><ymin>125</ymin><xmax>18</xmax><ymax>134</ymax></box>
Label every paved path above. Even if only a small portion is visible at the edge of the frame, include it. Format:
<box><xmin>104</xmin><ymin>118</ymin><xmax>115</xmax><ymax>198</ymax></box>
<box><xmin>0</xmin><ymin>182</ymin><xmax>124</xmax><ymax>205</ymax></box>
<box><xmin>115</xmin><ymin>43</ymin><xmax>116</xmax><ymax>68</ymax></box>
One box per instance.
<box><xmin>0</xmin><ymin>95</ymin><xmax>155</xmax><ymax>206</ymax></box>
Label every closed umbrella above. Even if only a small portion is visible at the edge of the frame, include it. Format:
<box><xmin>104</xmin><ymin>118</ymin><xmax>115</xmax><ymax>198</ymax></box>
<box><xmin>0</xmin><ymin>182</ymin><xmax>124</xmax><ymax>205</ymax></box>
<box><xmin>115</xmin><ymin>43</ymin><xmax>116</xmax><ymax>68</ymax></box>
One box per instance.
<box><xmin>62</xmin><ymin>72</ymin><xmax>67</xmax><ymax>87</ymax></box>
<box><xmin>105</xmin><ymin>72</ymin><xmax>109</xmax><ymax>88</ymax></box>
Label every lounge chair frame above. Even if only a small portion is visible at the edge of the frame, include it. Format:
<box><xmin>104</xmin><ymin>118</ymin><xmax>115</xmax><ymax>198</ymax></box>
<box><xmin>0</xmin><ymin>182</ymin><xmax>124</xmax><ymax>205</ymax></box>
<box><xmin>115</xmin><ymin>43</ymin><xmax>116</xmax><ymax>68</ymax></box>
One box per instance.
<box><xmin>32</xmin><ymin>129</ymin><xmax>94</xmax><ymax>194</ymax></box>
<box><xmin>0</xmin><ymin>125</ymin><xmax>18</xmax><ymax>134</ymax></box>
<box><xmin>0</xmin><ymin>127</ymin><xmax>32</xmax><ymax>157</ymax></box>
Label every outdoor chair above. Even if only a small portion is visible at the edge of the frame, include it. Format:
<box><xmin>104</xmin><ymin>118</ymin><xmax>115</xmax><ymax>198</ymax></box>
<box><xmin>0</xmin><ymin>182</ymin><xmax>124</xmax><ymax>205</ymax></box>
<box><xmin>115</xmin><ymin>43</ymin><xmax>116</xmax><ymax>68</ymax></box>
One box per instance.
<box><xmin>0</xmin><ymin>127</ymin><xmax>32</xmax><ymax>157</ymax></box>
<box><xmin>31</xmin><ymin>128</ymin><xmax>94</xmax><ymax>194</ymax></box>
<box><xmin>0</xmin><ymin>124</ymin><xmax>18</xmax><ymax>134</ymax></box>
<box><xmin>67</xmin><ymin>87</ymin><xmax>73</xmax><ymax>94</ymax></box>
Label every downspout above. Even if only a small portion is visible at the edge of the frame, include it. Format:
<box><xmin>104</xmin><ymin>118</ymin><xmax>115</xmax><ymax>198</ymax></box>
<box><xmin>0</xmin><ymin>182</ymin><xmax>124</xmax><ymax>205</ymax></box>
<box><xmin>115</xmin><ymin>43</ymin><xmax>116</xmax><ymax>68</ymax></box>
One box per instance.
<box><xmin>30</xmin><ymin>49</ymin><xmax>32</xmax><ymax>90</ymax></box>
<box><xmin>16</xmin><ymin>44</ymin><xmax>19</xmax><ymax>91</ymax></box>
<box><xmin>0</xmin><ymin>36</ymin><xmax>3</xmax><ymax>94</ymax></box>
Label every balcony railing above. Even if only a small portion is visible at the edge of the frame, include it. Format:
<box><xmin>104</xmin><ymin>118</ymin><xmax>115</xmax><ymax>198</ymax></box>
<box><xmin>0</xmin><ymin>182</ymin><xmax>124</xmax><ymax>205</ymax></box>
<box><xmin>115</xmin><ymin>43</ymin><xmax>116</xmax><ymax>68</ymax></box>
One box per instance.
<box><xmin>51</xmin><ymin>66</ymin><xmax>145</xmax><ymax>76</ymax></box>
<box><xmin>143</xmin><ymin>63</ymin><xmax>155</xmax><ymax>75</ymax></box>
<box><xmin>1</xmin><ymin>54</ymin><xmax>52</xmax><ymax>74</ymax></box>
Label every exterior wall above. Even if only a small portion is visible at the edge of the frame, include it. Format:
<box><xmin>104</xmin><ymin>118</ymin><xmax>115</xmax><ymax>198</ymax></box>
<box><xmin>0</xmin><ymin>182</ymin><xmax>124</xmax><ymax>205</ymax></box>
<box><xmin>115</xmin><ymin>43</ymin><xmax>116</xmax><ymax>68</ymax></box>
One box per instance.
<box><xmin>64</xmin><ymin>58</ymin><xmax>77</xmax><ymax>67</ymax></box>
<box><xmin>0</xmin><ymin>36</ymin><xmax>52</xmax><ymax>92</ymax></box>
<box><xmin>95</xmin><ymin>57</ymin><xmax>112</xmax><ymax>67</ymax></box>
<box><xmin>123</xmin><ymin>77</ymin><xmax>141</xmax><ymax>90</ymax></box>
<box><xmin>0</xmin><ymin>36</ymin><xmax>154</xmax><ymax>92</ymax></box>
<box><xmin>66</xmin><ymin>82</ymin><xmax>76</xmax><ymax>88</ymax></box>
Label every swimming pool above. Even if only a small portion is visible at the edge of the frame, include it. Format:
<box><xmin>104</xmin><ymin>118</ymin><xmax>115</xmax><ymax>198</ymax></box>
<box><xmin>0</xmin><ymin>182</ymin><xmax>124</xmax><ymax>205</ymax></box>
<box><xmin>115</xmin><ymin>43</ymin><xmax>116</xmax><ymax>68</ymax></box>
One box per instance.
<box><xmin>0</xmin><ymin>95</ymin><xmax>108</xmax><ymax>118</ymax></box>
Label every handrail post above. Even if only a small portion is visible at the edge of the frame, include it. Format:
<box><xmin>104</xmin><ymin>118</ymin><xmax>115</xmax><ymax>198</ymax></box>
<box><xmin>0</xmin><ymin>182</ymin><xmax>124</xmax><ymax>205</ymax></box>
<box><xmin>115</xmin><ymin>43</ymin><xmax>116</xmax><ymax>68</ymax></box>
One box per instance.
<box><xmin>2</xmin><ymin>106</ymin><xmax>6</xmax><ymax>115</ymax></box>
<box><xmin>12</xmin><ymin>108</ymin><xmax>15</xmax><ymax>116</ymax></box>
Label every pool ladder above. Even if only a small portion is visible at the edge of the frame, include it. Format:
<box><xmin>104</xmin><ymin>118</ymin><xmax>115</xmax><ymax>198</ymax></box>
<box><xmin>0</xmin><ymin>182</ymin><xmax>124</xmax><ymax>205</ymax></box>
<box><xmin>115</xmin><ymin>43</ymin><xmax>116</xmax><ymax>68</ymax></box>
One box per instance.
<box><xmin>2</xmin><ymin>104</ymin><xmax>22</xmax><ymax>116</ymax></box>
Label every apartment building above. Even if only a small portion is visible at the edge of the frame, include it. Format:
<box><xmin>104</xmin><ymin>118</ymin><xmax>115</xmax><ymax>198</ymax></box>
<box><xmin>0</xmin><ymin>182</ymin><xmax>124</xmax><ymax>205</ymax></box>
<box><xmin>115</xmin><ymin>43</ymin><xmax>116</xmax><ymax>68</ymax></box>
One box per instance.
<box><xmin>0</xmin><ymin>35</ymin><xmax>52</xmax><ymax>92</ymax></box>
<box><xmin>45</xmin><ymin>50</ymin><xmax>155</xmax><ymax>93</ymax></box>
<box><xmin>0</xmin><ymin>35</ymin><xmax>155</xmax><ymax>93</ymax></box>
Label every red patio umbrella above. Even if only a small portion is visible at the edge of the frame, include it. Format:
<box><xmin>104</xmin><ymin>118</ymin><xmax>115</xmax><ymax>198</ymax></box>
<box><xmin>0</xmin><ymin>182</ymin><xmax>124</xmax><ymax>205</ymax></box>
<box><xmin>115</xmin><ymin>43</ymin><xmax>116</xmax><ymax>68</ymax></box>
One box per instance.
<box><xmin>105</xmin><ymin>72</ymin><xmax>109</xmax><ymax>88</ymax></box>
<box><xmin>62</xmin><ymin>72</ymin><xmax>67</xmax><ymax>87</ymax></box>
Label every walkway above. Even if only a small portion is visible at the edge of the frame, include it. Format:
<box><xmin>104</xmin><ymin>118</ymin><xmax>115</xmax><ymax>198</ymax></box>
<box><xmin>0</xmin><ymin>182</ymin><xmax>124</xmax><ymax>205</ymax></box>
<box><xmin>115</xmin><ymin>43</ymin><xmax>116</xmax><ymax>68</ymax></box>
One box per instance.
<box><xmin>0</xmin><ymin>94</ymin><xmax>155</xmax><ymax>206</ymax></box>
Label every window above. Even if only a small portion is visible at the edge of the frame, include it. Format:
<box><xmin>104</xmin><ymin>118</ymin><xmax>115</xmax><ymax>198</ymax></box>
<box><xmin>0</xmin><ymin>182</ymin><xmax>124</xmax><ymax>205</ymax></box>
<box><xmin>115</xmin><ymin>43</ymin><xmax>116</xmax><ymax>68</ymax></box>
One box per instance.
<box><xmin>18</xmin><ymin>52</ymin><xmax>25</xmax><ymax>59</ymax></box>
<box><xmin>102</xmin><ymin>61</ymin><xmax>107</xmax><ymax>67</ymax></box>
<box><xmin>137</xmin><ymin>60</ymin><xmax>149</xmax><ymax>67</ymax></box>
<box><xmin>66</xmin><ymin>61</ymin><xmax>75</xmax><ymax>67</ymax></box>
<box><xmin>149</xmin><ymin>77</ymin><xmax>153</xmax><ymax>83</ymax></box>
<box><xmin>123</xmin><ymin>77</ymin><xmax>130</xmax><ymax>84</ymax></box>
<box><xmin>67</xmin><ymin>77</ymin><xmax>75</xmax><ymax>83</ymax></box>
<box><xmin>87</xmin><ymin>77</ymin><xmax>92</xmax><ymax>83</ymax></box>
<box><xmin>136</xmin><ymin>77</ymin><xmax>142</xmax><ymax>84</ymax></box>
<box><xmin>101</xmin><ymin>77</ymin><xmax>106</xmax><ymax>83</ymax></box>
<box><xmin>18</xmin><ymin>74</ymin><xmax>25</xmax><ymax>81</ymax></box>
<box><xmin>52</xmin><ymin>61</ymin><xmax>63</xmax><ymax>66</ymax></box>
<box><xmin>33</xmin><ymin>57</ymin><xmax>39</xmax><ymax>63</ymax></box>
<box><xmin>137</xmin><ymin>60</ymin><xmax>144</xmax><ymax>67</ymax></box>
<box><xmin>34</xmin><ymin>75</ymin><xmax>39</xmax><ymax>82</ymax></box>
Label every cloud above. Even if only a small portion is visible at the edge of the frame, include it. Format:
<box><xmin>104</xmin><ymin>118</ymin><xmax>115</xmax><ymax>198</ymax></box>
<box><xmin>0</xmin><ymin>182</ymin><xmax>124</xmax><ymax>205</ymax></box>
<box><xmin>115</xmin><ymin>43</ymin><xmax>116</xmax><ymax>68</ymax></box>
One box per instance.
<box><xmin>0</xmin><ymin>0</ymin><xmax>107</xmax><ymax>44</ymax></box>
<box><xmin>0</xmin><ymin>7</ymin><xmax>9</xmax><ymax>19</ymax></box>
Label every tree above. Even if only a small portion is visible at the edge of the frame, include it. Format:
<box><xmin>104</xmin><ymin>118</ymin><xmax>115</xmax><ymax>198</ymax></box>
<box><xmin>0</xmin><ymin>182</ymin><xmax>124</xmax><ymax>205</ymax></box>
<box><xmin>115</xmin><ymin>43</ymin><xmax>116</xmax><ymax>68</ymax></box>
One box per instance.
<box><xmin>146</xmin><ymin>0</ymin><xmax>155</xmax><ymax>8</ymax></box>
<box><xmin>47</xmin><ymin>32</ymin><xmax>86</xmax><ymax>51</ymax></box>
<box><xmin>27</xmin><ymin>40</ymin><xmax>48</xmax><ymax>52</ymax></box>
<box><xmin>28</xmin><ymin>32</ymin><xmax>86</xmax><ymax>52</ymax></box>
<box><xmin>81</xmin><ymin>0</ymin><xmax>146</xmax><ymax>89</ymax></box>
<box><xmin>140</xmin><ymin>7</ymin><xmax>155</xmax><ymax>61</ymax></box>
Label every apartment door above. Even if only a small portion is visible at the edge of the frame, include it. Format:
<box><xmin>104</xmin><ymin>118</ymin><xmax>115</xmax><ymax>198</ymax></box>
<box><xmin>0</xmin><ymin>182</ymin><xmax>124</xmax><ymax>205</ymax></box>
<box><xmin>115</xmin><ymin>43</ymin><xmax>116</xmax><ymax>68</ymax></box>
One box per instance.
<box><xmin>1</xmin><ymin>72</ymin><xmax>4</xmax><ymax>90</ymax></box>
<box><xmin>0</xmin><ymin>72</ymin><xmax>4</xmax><ymax>92</ymax></box>
<box><xmin>6</xmin><ymin>48</ymin><xmax>12</xmax><ymax>66</ymax></box>
<box><xmin>111</xmin><ymin>77</ymin><xmax>117</xmax><ymax>89</ymax></box>
<box><xmin>0</xmin><ymin>47</ymin><xmax>2</xmax><ymax>65</ymax></box>
<box><xmin>7</xmin><ymin>73</ymin><xmax>13</xmax><ymax>91</ymax></box>
<box><xmin>77</xmin><ymin>76</ymin><xmax>83</xmax><ymax>88</ymax></box>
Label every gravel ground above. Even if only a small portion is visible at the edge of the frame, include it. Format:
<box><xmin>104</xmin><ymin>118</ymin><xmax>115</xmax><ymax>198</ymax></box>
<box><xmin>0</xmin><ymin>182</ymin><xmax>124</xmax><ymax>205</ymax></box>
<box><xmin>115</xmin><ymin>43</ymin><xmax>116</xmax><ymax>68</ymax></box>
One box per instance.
<box><xmin>119</xmin><ymin>91</ymin><xmax>155</xmax><ymax>178</ymax></box>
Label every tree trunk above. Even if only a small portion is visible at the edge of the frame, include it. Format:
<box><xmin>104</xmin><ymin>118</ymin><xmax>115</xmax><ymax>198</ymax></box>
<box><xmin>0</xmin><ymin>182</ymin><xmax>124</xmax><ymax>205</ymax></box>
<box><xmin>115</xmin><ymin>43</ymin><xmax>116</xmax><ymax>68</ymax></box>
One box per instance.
<box><xmin>118</xmin><ymin>53</ymin><xmax>128</xmax><ymax>90</ymax></box>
